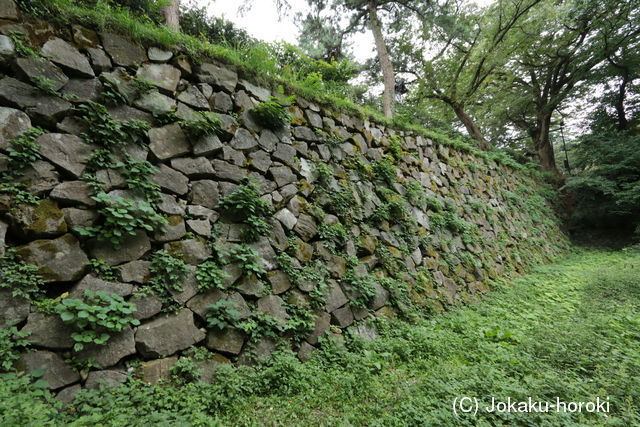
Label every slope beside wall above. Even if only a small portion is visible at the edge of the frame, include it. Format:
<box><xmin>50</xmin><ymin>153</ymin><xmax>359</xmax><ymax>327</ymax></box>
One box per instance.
<box><xmin>0</xmin><ymin>0</ymin><xmax>568</xmax><ymax>398</ymax></box>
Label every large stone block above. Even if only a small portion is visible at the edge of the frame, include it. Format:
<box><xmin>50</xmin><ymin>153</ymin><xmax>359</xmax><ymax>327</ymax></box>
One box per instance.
<box><xmin>16</xmin><ymin>350</ymin><xmax>80</xmax><ymax>390</ymax></box>
<box><xmin>135</xmin><ymin>309</ymin><xmax>205</xmax><ymax>358</ymax></box>
<box><xmin>101</xmin><ymin>32</ymin><xmax>146</xmax><ymax>67</ymax></box>
<box><xmin>0</xmin><ymin>106</ymin><xmax>30</xmax><ymax>151</ymax></box>
<box><xmin>37</xmin><ymin>133</ymin><xmax>94</xmax><ymax>178</ymax></box>
<box><xmin>149</xmin><ymin>123</ymin><xmax>190</xmax><ymax>160</ymax></box>
<box><xmin>77</xmin><ymin>326</ymin><xmax>137</xmax><ymax>368</ymax></box>
<box><xmin>16</xmin><ymin>233</ymin><xmax>88</xmax><ymax>282</ymax></box>
<box><xmin>88</xmin><ymin>231</ymin><xmax>151</xmax><ymax>266</ymax></box>
<box><xmin>21</xmin><ymin>311</ymin><xmax>74</xmax><ymax>349</ymax></box>
<box><xmin>41</xmin><ymin>38</ymin><xmax>94</xmax><ymax>78</ymax></box>
<box><xmin>0</xmin><ymin>289</ymin><xmax>29</xmax><ymax>328</ymax></box>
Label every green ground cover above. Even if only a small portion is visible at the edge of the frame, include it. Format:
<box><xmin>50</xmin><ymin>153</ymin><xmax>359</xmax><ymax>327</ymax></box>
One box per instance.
<box><xmin>2</xmin><ymin>247</ymin><xmax>638</xmax><ymax>425</ymax></box>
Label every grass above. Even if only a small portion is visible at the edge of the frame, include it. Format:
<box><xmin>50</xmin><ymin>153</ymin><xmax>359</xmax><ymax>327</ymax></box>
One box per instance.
<box><xmin>1</xmin><ymin>246</ymin><xmax>638</xmax><ymax>425</ymax></box>
<box><xmin>18</xmin><ymin>0</ymin><xmax>546</xmax><ymax>175</ymax></box>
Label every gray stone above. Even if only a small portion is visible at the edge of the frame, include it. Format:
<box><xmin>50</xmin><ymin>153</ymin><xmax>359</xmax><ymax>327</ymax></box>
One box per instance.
<box><xmin>293</xmin><ymin>126</ymin><xmax>318</xmax><ymax>142</ymax></box>
<box><xmin>273</xmin><ymin>143</ymin><xmax>296</xmax><ymax>167</ymax></box>
<box><xmin>270</xmin><ymin>166</ymin><xmax>297</xmax><ymax>187</ymax></box>
<box><xmin>16</xmin><ymin>351</ymin><xmax>80</xmax><ymax>390</ymax></box>
<box><xmin>206</xmin><ymin>327</ymin><xmax>246</xmax><ymax>355</ymax></box>
<box><xmin>153</xmin><ymin>215</ymin><xmax>186</xmax><ymax>242</ymax></box>
<box><xmin>56</xmin><ymin>116</ymin><xmax>87</xmax><ymax>135</ymax></box>
<box><xmin>230</xmin><ymin>128</ymin><xmax>258</xmax><ymax>150</ymax></box>
<box><xmin>0</xmin><ymin>106</ymin><xmax>30</xmax><ymax>151</ymax></box>
<box><xmin>134</xmin><ymin>90</ymin><xmax>176</xmax><ymax>114</ymax></box>
<box><xmin>238</xmin><ymin>337</ymin><xmax>277</xmax><ymax>365</ymax></box>
<box><xmin>250</xmin><ymin>237</ymin><xmax>278</xmax><ymax>271</ymax></box>
<box><xmin>108</xmin><ymin>104</ymin><xmax>153</xmax><ymax>124</ymax></box>
<box><xmin>130</xmin><ymin>294</ymin><xmax>162</xmax><ymax>320</ymax></box>
<box><xmin>152</xmin><ymin>163</ymin><xmax>189</xmax><ymax>195</ymax></box>
<box><xmin>157</xmin><ymin>193</ymin><xmax>186</xmax><ymax>215</ymax></box>
<box><xmin>50</xmin><ymin>181</ymin><xmax>94</xmax><ymax>206</ymax></box>
<box><xmin>41</xmin><ymin>38</ymin><xmax>94</xmax><ymax>78</ymax></box>
<box><xmin>70</xmin><ymin>274</ymin><xmax>134</xmax><ymax>298</ymax></box>
<box><xmin>85</xmin><ymin>370</ymin><xmax>128</xmax><ymax>389</ymax></box>
<box><xmin>21</xmin><ymin>311</ymin><xmax>74</xmax><ymax>349</ymax></box>
<box><xmin>351</xmin><ymin>323</ymin><xmax>379</xmax><ymax>341</ymax></box>
<box><xmin>324</xmin><ymin>280</ymin><xmax>348</xmax><ymax>312</ymax></box>
<box><xmin>16</xmin><ymin>233</ymin><xmax>87</xmax><ymax>282</ymax></box>
<box><xmin>236</xmin><ymin>274</ymin><xmax>265</xmax><ymax>297</ymax></box>
<box><xmin>164</xmin><ymin>238</ymin><xmax>210</xmax><ymax>265</ymax></box>
<box><xmin>186</xmin><ymin>219</ymin><xmax>211</xmax><ymax>236</ymax></box>
<box><xmin>135</xmin><ymin>309</ymin><xmax>205</xmax><ymax>358</ymax></box>
<box><xmin>306</xmin><ymin>311</ymin><xmax>331</xmax><ymax>345</ymax></box>
<box><xmin>193</xmin><ymin>134</ymin><xmax>223</xmax><ymax>156</ymax></box>
<box><xmin>95</xmin><ymin>168</ymin><xmax>126</xmax><ymax>192</ymax></box>
<box><xmin>186</xmin><ymin>204</ymin><xmax>216</xmax><ymax>221</ymax></box>
<box><xmin>0</xmin><ymin>78</ymin><xmax>72</xmax><ymax>126</ymax></box>
<box><xmin>139</xmin><ymin>356</ymin><xmax>177</xmax><ymax>384</ymax></box>
<box><xmin>149</xmin><ymin>123</ymin><xmax>190</xmax><ymax>160</ymax></box>
<box><xmin>89</xmin><ymin>231</ymin><xmax>151</xmax><ymax>266</ymax></box>
<box><xmin>186</xmin><ymin>288</ymin><xmax>225</xmax><ymax>320</ymax></box>
<box><xmin>9</xmin><ymin>199</ymin><xmax>67</xmax><ymax>238</ymax></box>
<box><xmin>117</xmin><ymin>260</ymin><xmax>151</xmax><ymax>283</ymax></box>
<box><xmin>239</xmin><ymin>79</ymin><xmax>271</xmax><ymax>101</ymax></box>
<box><xmin>267</xmin><ymin>270</ymin><xmax>291</xmax><ymax>294</ymax></box>
<box><xmin>175</xmin><ymin>102</ymin><xmax>200</xmax><ymax>121</ymax></box>
<box><xmin>197</xmin><ymin>355</ymin><xmax>231</xmax><ymax>383</ymax></box>
<box><xmin>0</xmin><ymin>289</ymin><xmax>29</xmax><ymax>328</ymax></box>
<box><xmin>0</xmin><ymin>0</ymin><xmax>19</xmax><ymax>19</ymax></box>
<box><xmin>211</xmin><ymin>159</ymin><xmax>246</xmax><ymax>183</ymax></box>
<box><xmin>0</xmin><ymin>220</ymin><xmax>6</xmax><ymax>257</ymax></box>
<box><xmin>188</xmin><ymin>180</ymin><xmax>219</xmax><ymax>209</ymax></box>
<box><xmin>62</xmin><ymin>207</ymin><xmax>98</xmax><ymax>229</ymax></box>
<box><xmin>274</xmin><ymin>208</ymin><xmax>297</xmax><ymax>230</ymax></box>
<box><xmin>87</xmin><ymin>47</ymin><xmax>112</xmax><ymax>72</ymax></box>
<box><xmin>368</xmin><ymin>282</ymin><xmax>389</xmax><ymax>310</ymax></box>
<box><xmin>248</xmin><ymin>150</ymin><xmax>272</xmax><ymax>173</ymax></box>
<box><xmin>177</xmin><ymin>85</ymin><xmax>209</xmax><ymax>109</ymax></box>
<box><xmin>257</xmin><ymin>295</ymin><xmax>289</xmax><ymax>322</ymax></box>
<box><xmin>148</xmin><ymin>46</ymin><xmax>173</xmax><ymax>62</ymax></box>
<box><xmin>211</xmin><ymin>91</ymin><xmax>233</xmax><ymax>112</ymax></box>
<box><xmin>298</xmin><ymin>341</ymin><xmax>316</xmax><ymax>362</ymax></box>
<box><xmin>197</xmin><ymin>62</ymin><xmax>238</xmax><ymax>92</ymax></box>
<box><xmin>56</xmin><ymin>384</ymin><xmax>81</xmax><ymax>404</ymax></box>
<box><xmin>221</xmin><ymin>264</ymin><xmax>243</xmax><ymax>289</ymax></box>
<box><xmin>0</xmin><ymin>34</ymin><xmax>14</xmax><ymax>58</ymax></box>
<box><xmin>305</xmin><ymin>110</ymin><xmax>323</xmax><ymax>128</ymax></box>
<box><xmin>37</xmin><ymin>133</ymin><xmax>94</xmax><ymax>178</ymax></box>
<box><xmin>331</xmin><ymin>305</ymin><xmax>354</xmax><ymax>328</ymax></box>
<box><xmin>15</xmin><ymin>57</ymin><xmax>68</xmax><ymax>90</ymax></box>
<box><xmin>222</xmin><ymin>146</ymin><xmax>246</xmax><ymax>166</ymax></box>
<box><xmin>136</xmin><ymin>63</ymin><xmax>181</xmax><ymax>93</ymax></box>
<box><xmin>61</xmin><ymin>78</ymin><xmax>101</xmax><ymax>103</ymax></box>
<box><xmin>77</xmin><ymin>326</ymin><xmax>136</xmax><ymax>368</ymax></box>
<box><xmin>101</xmin><ymin>32</ymin><xmax>146</xmax><ymax>67</ymax></box>
<box><xmin>293</xmin><ymin>213</ymin><xmax>317</xmax><ymax>242</ymax></box>
<box><xmin>258</xmin><ymin>130</ymin><xmax>278</xmax><ymax>152</ymax></box>
<box><xmin>170</xmin><ymin>157</ymin><xmax>215</xmax><ymax>178</ymax></box>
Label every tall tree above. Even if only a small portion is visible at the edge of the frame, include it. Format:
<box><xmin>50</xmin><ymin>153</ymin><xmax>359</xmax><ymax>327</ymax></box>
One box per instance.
<box><xmin>162</xmin><ymin>0</ymin><xmax>180</xmax><ymax>29</ymax></box>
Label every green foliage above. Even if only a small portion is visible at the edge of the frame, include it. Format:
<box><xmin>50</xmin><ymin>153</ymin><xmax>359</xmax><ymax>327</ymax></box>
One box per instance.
<box><xmin>77</xmin><ymin>102</ymin><xmax>150</xmax><ymax>149</ymax></box>
<box><xmin>170</xmin><ymin>356</ymin><xmax>201</xmax><ymax>385</ymax></box>
<box><xmin>5</xmin><ymin>128</ymin><xmax>45</xmax><ymax>176</ymax></box>
<box><xmin>56</xmin><ymin>290</ymin><xmax>139</xmax><ymax>352</ymax></box>
<box><xmin>372</xmin><ymin>155</ymin><xmax>398</xmax><ymax>185</ymax></box>
<box><xmin>388</xmin><ymin>136</ymin><xmax>404</xmax><ymax>161</ymax></box>
<box><xmin>144</xmin><ymin>250</ymin><xmax>188</xmax><ymax>310</ymax></box>
<box><xmin>314</xmin><ymin>161</ymin><xmax>334</xmax><ymax>186</ymax></box>
<box><xmin>8</xmin><ymin>31</ymin><xmax>38</xmax><ymax>57</ymax></box>
<box><xmin>277</xmin><ymin>254</ymin><xmax>329</xmax><ymax>309</ymax></box>
<box><xmin>206</xmin><ymin>299</ymin><xmax>242</xmax><ymax>330</ymax></box>
<box><xmin>195</xmin><ymin>260</ymin><xmax>228</xmax><ymax>292</ymax></box>
<box><xmin>218</xmin><ymin>178</ymin><xmax>272</xmax><ymax>242</ymax></box>
<box><xmin>153</xmin><ymin>108</ymin><xmax>179</xmax><ymax>126</ymax></box>
<box><xmin>100</xmin><ymin>78</ymin><xmax>128</xmax><ymax>105</ymax></box>
<box><xmin>180</xmin><ymin>111</ymin><xmax>223</xmax><ymax>139</ymax></box>
<box><xmin>87</xmin><ymin>258</ymin><xmax>118</xmax><ymax>282</ymax></box>
<box><xmin>0</xmin><ymin>327</ymin><xmax>31</xmax><ymax>372</ymax></box>
<box><xmin>342</xmin><ymin>257</ymin><xmax>376</xmax><ymax>308</ymax></box>
<box><xmin>76</xmin><ymin>192</ymin><xmax>167</xmax><ymax>248</ymax></box>
<box><xmin>114</xmin><ymin>157</ymin><xmax>161</xmax><ymax>204</ymax></box>
<box><xmin>0</xmin><ymin>372</ymin><xmax>61</xmax><ymax>425</ymax></box>
<box><xmin>0</xmin><ymin>182</ymin><xmax>39</xmax><ymax>205</ymax></box>
<box><xmin>249</xmin><ymin>99</ymin><xmax>292</xmax><ymax>130</ymax></box>
<box><xmin>0</xmin><ymin>248</ymin><xmax>45</xmax><ymax>301</ymax></box>
<box><xmin>404</xmin><ymin>180</ymin><xmax>426</xmax><ymax>207</ymax></box>
<box><xmin>222</xmin><ymin>245</ymin><xmax>266</xmax><ymax>276</ymax></box>
<box><xmin>318</xmin><ymin>222</ymin><xmax>349</xmax><ymax>253</ymax></box>
<box><xmin>326</xmin><ymin>181</ymin><xmax>358</xmax><ymax>219</ymax></box>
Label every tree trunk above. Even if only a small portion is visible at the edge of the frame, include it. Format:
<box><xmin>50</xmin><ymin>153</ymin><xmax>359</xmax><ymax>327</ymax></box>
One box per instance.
<box><xmin>533</xmin><ymin>113</ymin><xmax>562</xmax><ymax>177</ymax></box>
<box><xmin>162</xmin><ymin>0</ymin><xmax>180</xmax><ymax>30</ymax></box>
<box><xmin>367</xmin><ymin>1</ymin><xmax>395</xmax><ymax>119</ymax></box>
<box><xmin>615</xmin><ymin>68</ymin><xmax>629</xmax><ymax>131</ymax></box>
<box><xmin>452</xmin><ymin>104</ymin><xmax>489</xmax><ymax>150</ymax></box>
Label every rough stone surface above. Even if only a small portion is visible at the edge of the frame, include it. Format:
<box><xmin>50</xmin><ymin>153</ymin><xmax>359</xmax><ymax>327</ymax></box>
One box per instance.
<box><xmin>274</xmin><ymin>208</ymin><xmax>297</xmax><ymax>230</ymax></box>
<box><xmin>152</xmin><ymin>164</ymin><xmax>189</xmax><ymax>195</ymax></box>
<box><xmin>0</xmin><ymin>0</ymin><xmax>19</xmax><ymax>19</ymax></box>
<box><xmin>130</xmin><ymin>295</ymin><xmax>163</xmax><ymax>320</ymax></box>
<box><xmin>50</xmin><ymin>181</ymin><xmax>94</xmax><ymax>206</ymax></box>
<box><xmin>17</xmin><ymin>351</ymin><xmax>80</xmax><ymax>390</ymax></box>
<box><xmin>257</xmin><ymin>295</ymin><xmax>289</xmax><ymax>323</ymax></box>
<box><xmin>85</xmin><ymin>370</ymin><xmax>128</xmax><ymax>389</ymax></box>
<box><xmin>134</xmin><ymin>91</ymin><xmax>176</xmax><ymax>114</ymax></box>
<box><xmin>77</xmin><ymin>326</ymin><xmax>136</xmax><ymax>368</ymax></box>
<box><xmin>37</xmin><ymin>133</ymin><xmax>94</xmax><ymax>178</ymax></box>
<box><xmin>148</xmin><ymin>46</ymin><xmax>173</xmax><ymax>62</ymax></box>
<box><xmin>0</xmin><ymin>106</ymin><xmax>30</xmax><ymax>150</ymax></box>
<box><xmin>62</xmin><ymin>207</ymin><xmax>98</xmax><ymax>229</ymax></box>
<box><xmin>10</xmin><ymin>199</ymin><xmax>67</xmax><ymax>238</ymax></box>
<box><xmin>307</xmin><ymin>311</ymin><xmax>331</xmax><ymax>345</ymax></box>
<box><xmin>0</xmin><ymin>289</ymin><xmax>29</xmax><ymax>328</ymax></box>
<box><xmin>139</xmin><ymin>356</ymin><xmax>177</xmax><ymax>384</ymax></box>
<box><xmin>324</xmin><ymin>280</ymin><xmax>349</xmax><ymax>312</ymax></box>
<box><xmin>267</xmin><ymin>270</ymin><xmax>291</xmax><ymax>294</ymax></box>
<box><xmin>89</xmin><ymin>231</ymin><xmax>151</xmax><ymax>266</ymax></box>
<box><xmin>171</xmin><ymin>157</ymin><xmax>215</xmax><ymax>178</ymax></box>
<box><xmin>149</xmin><ymin>123</ymin><xmax>190</xmax><ymax>160</ymax></box>
<box><xmin>197</xmin><ymin>62</ymin><xmax>238</xmax><ymax>92</ymax></box>
<box><xmin>135</xmin><ymin>309</ymin><xmax>205</xmax><ymax>358</ymax></box>
<box><xmin>117</xmin><ymin>260</ymin><xmax>151</xmax><ymax>283</ymax></box>
<box><xmin>0</xmin><ymin>78</ymin><xmax>72</xmax><ymax>125</ymax></box>
<box><xmin>16</xmin><ymin>57</ymin><xmax>68</xmax><ymax>90</ymax></box>
<box><xmin>42</xmin><ymin>38</ymin><xmax>94</xmax><ymax>78</ymax></box>
<box><xmin>177</xmin><ymin>85</ymin><xmax>209</xmax><ymax>109</ymax></box>
<box><xmin>70</xmin><ymin>274</ymin><xmax>134</xmax><ymax>298</ymax></box>
<box><xmin>206</xmin><ymin>327</ymin><xmax>245</xmax><ymax>355</ymax></box>
<box><xmin>101</xmin><ymin>32</ymin><xmax>146</xmax><ymax>67</ymax></box>
<box><xmin>17</xmin><ymin>233</ymin><xmax>88</xmax><ymax>282</ymax></box>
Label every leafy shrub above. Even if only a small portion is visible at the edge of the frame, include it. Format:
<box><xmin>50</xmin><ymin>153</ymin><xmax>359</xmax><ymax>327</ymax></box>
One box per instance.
<box><xmin>77</xmin><ymin>102</ymin><xmax>150</xmax><ymax>149</ymax></box>
<box><xmin>5</xmin><ymin>128</ymin><xmax>45</xmax><ymax>175</ymax></box>
<box><xmin>114</xmin><ymin>157</ymin><xmax>161</xmax><ymax>204</ymax></box>
<box><xmin>195</xmin><ymin>261</ymin><xmax>228</xmax><ymax>292</ymax></box>
<box><xmin>76</xmin><ymin>192</ymin><xmax>167</xmax><ymax>248</ymax></box>
<box><xmin>318</xmin><ymin>222</ymin><xmax>349</xmax><ymax>253</ymax></box>
<box><xmin>372</xmin><ymin>155</ymin><xmax>398</xmax><ymax>185</ymax></box>
<box><xmin>218</xmin><ymin>177</ymin><xmax>272</xmax><ymax>242</ymax></box>
<box><xmin>222</xmin><ymin>245</ymin><xmax>266</xmax><ymax>276</ymax></box>
<box><xmin>0</xmin><ymin>327</ymin><xmax>31</xmax><ymax>372</ymax></box>
<box><xmin>145</xmin><ymin>250</ymin><xmax>188</xmax><ymax>310</ymax></box>
<box><xmin>343</xmin><ymin>258</ymin><xmax>377</xmax><ymax>308</ymax></box>
<box><xmin>249</xmin><ymin>99</ymin><xmax>291</xmax><ymax>130</ymax></box>
<box><xmin>8</xmin><ymin>31</ymin><xmax>38</xmax><ymax>57</ymax></box>
<box><xmin>314</xmin><ymin>161</ymin><xmax>334</xmax><ymax>186</ymax></box>
<box><xmin>0</xmin><ymin>248</ymin><xmax>45</xmax><ymax>301</ymax></box>
<box><xmin>100</xmin><ymin>78</ymin><xmax>128</xmax><ymax>105</ymax></box>
<box><xmin>56</xmin><ymin>290</ymin><xmax>139</xmax><ymax>351</ymax></box>
<box><xmin>87</xmin><ymin>259</ymin><xmax>118</xmax><ymax>282</ymax></box>
<box><xmin>206</xmin><ymin>299</ymin><xmax>242</xmax><ymax>330</ymax></box>
<box><xmin>180</xmin><ymin>111</ymin><xmax>222</xmax><ymax>139</ymax></box>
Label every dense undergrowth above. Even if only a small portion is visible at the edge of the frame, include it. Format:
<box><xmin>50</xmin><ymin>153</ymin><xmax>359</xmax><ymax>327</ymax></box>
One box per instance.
<box><xmin>15</xmin><ymin>0</ymin><xmax>549</xmax><ymax>176</ymax></box>
<box><xmin>1</xmin><ymin>247</ymin><xmax>638</xmax><ymax>425</ymax></box>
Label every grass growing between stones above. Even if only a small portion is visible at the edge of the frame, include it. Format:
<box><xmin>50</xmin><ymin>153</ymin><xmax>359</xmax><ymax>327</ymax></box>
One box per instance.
<box><xmin>2</xmin><ymin>247</ymin><xmax>639</xmax><ymax>425</ymax></box>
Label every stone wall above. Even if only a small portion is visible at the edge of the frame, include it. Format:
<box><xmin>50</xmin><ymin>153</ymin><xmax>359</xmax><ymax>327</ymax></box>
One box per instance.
<box><xmin>0</xmin><ymin>0</ymin><xmax>567</xmax><ymax>398</ymax></box>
